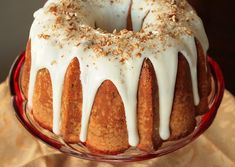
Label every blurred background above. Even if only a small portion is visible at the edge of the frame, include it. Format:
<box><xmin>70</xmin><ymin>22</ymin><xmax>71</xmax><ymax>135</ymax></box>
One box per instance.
<box><xmin>0</xmin><ymin>0</ymin><xmax>45</xmax><ymax>81</ymax></box>
<box><xmin>0</xmin><ymin>0</ymin><xmax>234</xmax><ymax>94</ymax></box>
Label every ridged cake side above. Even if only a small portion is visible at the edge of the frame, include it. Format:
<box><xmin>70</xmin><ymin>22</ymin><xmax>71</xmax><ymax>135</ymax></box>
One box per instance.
<box><xmin>21</xmin><ymin>38</ymin><xmax>210</xmax><ymax>154</ymax></box>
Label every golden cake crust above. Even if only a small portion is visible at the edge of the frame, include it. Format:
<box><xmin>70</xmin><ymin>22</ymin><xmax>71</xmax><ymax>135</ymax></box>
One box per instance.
<box><xmin>21</xmin><ymin>37</ymin><xmax>211</xmax><ymax>154</ymax></box>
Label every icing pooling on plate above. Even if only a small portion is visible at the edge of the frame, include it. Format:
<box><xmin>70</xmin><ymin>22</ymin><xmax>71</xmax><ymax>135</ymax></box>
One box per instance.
<box><xmin>27</xmin><ymin>0</ymin><xmax>209</xmax><ymax>146</ymax></box>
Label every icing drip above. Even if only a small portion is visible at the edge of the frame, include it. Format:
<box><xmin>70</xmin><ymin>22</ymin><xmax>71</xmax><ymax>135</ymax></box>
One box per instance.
<box><xmin>149</xmin><ymin>48</ymin><xmax>179</xmax><ymax>140</ymax></box>
<box><xmin>28</xmin><ymin>0</ymin><xmax>209</xmax><ymax>146</ymax></box>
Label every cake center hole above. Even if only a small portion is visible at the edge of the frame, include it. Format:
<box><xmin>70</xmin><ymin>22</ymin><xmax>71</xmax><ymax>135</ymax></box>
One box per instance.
<box><xmin>93</xmin><ymin>1</ymin><xmax>144</xmax><ymax>33</ymax></box>
<box><xmin>94</xmin><ymin>11</ymin><xmax>134</xmax><ymax>33</ymax></box>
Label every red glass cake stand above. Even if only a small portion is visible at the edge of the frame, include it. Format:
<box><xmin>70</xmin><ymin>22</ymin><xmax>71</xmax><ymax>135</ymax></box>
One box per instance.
<box><xmin>9</xmin><ymin>52</ymin><xmax>224</xmax><ymax>162</ymax></box>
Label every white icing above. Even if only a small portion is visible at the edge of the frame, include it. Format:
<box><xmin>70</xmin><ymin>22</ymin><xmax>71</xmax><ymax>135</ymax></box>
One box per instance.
<box><xmin>28</xmin><ymin>0</ymin><xmax>209</xmax><ymax>146</ymax></box>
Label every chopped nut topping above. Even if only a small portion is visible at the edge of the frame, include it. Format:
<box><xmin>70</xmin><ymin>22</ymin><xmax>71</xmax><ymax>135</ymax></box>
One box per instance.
<box><xmin>36</xmin><ymin>0</ymin><xmax>197</xmax><ymax>61</ymax></box>
<box><xmin>38</xmin><ymin>34</ymin><xmax>50</xmax><ymax>39</ymax></box>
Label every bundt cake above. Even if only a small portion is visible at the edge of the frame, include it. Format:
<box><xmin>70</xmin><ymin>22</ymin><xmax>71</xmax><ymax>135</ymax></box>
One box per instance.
<box><xmin>21</xmin><ymin>0</ymin><xmax>211</xmax><ymax>154</ymax></box>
